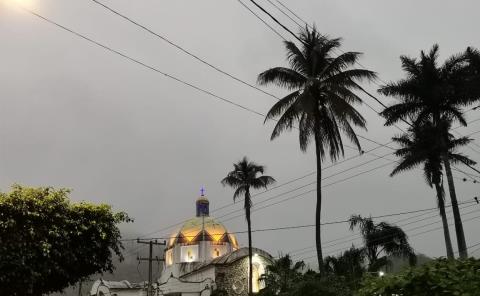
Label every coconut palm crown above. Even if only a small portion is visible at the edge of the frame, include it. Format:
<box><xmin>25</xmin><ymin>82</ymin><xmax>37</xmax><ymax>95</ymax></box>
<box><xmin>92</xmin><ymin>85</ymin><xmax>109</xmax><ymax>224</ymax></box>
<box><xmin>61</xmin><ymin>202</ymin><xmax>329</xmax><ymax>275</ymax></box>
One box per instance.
<box><xmin>257</xmin><ymin>27</ymin><xmax>376</xmax><ymax>271</ymax></box>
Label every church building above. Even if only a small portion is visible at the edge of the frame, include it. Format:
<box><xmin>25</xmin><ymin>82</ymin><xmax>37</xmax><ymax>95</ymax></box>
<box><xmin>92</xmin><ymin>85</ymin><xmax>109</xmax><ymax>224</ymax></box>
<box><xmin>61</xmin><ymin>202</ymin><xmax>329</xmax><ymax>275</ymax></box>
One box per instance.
<box><xmin>90</xmin><ymin>192</ymin><xmax>273</xmax><ymax>296</ymax></box>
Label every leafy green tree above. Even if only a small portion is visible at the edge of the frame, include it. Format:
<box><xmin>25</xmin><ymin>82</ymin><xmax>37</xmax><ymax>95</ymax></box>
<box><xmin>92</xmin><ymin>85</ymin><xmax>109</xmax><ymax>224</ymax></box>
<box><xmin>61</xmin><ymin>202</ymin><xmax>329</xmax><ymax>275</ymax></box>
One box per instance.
<box><xmin>349</xmin><ymin>215</ymin><xmax>415</xmax><ymax>272</ymax></box>
<box><xmin>391</xmin><ymin>120</ymin><xmax>475</xmax><ymax>258</ymax></box>
<box><xmin>0</xmin><ymin>185</ymin><xmax>131</xmax><ymax>296</ymax></box>
<box><xmin>257</xmin><ymin>27</ymin><xmax>376</xmax><ymax>272</ymax></box>
<box><xmin>259</xmin><ymin>254</ymin><xmax>305</xmax><ymax>296</ymax></box>
<box><xmin>324</xmin><ymin>246</ymin><xmax>365</xmax><ymax>289</ymax></box>
<box><xmin>379</xmin><ymin>45</ymin><xmax>480</xmax><ymax>258</ymax></box>
<box><xmin>221</xmin><ymin>157</ymin><xmax>276</xmax><ymax>296</ymax></box>
<box><xmin>357</xmin><ymin>258</ymin><xmax>480</xmax><ymax>296</ymax></box>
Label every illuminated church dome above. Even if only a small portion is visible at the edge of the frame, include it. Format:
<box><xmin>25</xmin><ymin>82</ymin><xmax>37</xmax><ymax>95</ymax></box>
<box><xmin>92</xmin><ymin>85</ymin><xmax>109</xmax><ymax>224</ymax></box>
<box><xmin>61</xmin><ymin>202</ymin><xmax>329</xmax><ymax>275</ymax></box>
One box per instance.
<box><xmin>168</xmin><ymin>216</ymin><xmax>239</xmax><ymax>249</ymax></box>
<box><xmin>164</xmin><ymin>191</ymin><xmax>239</xmax><ymax>269</ymax></box>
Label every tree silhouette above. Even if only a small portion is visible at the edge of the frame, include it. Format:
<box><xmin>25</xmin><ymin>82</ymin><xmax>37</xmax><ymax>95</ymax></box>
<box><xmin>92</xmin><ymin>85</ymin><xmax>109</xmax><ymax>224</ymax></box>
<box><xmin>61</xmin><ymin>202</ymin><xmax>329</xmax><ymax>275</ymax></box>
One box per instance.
<box><xmin>258</xmin><ymin>27</ymin><xmax>376</xmax><ymax>272</ymax></box>
<box><xmin>379</xmin><ymin>44</ymin><xmax>480</xmax><ymax>258</ymax></box>
<box><xmin>349</xmin><ymin>215</ymin><xmax>415</xmax><ymax>272</ymax></box>
<box><xmin>324</xmin><ymin>246</ymin><xmax>365</xmax><ymax>289</ymax></box>
<box><xmin>391</xmin><ymin>120</ymin><xmax>475</xmax><ymax>258</ymax></box>
<box><xmin>221</xmin><ymin>157</ymin><xmax>276</xmax><ymax>296</ymax></box>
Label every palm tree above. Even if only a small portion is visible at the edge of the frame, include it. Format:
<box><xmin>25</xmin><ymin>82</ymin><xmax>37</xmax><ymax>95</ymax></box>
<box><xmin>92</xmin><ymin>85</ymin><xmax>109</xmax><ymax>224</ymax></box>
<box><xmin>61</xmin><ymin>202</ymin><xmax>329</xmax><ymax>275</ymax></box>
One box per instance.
<box><xmin>390</xmin><ymin>121</ymin><xmax>475</xmax><ymax>258</ymax></box>
<box><xmin>221</xmin><ymin>157</ymin><xmax>276</xmax><ymax>296</ymax></box>
<box><xmin>349</xmin><ymin>215</ymin><xmax>416</xmax><ymax>272</ymax></box>
<box><xmin>379</xmin><ymin>44</ymin><xmax>480</xmax><ymax>258</ymax></box>
<box><xmin>257</xmin><ymin>27</ymin><xmax>376</xmax><ymax>272</ymax></box>
<box><xmin>259</xmin><ymin>254</ymin><xmax>304</xmax><ymax>296</ymax></box>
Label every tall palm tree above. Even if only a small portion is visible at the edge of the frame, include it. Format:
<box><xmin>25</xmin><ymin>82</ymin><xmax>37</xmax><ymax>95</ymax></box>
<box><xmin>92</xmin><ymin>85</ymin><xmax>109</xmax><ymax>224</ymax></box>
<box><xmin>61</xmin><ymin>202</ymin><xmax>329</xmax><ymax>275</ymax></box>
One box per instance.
<box><xmin>221</xmin><ymin>157</ymin><xmax>276</xmax><ymax>296</ymax></box>
<box><xmin>390</xmin><ymin>121</ymin><xmax>474</xmax><ymax>258</ymax></box>
<box><xmin>257</xmin><ymin>27</ymin><xmax>376</xmax><ymax>272</ymax></box>
<box><xmin>349</xmin><ymin>215</ymin><xmax>416</xmax><ymax>272</ymax></box>
<box><xmin>379</xmin><ymin>44</ymin><xmax>480</xmax><ymax>258</ymax></box>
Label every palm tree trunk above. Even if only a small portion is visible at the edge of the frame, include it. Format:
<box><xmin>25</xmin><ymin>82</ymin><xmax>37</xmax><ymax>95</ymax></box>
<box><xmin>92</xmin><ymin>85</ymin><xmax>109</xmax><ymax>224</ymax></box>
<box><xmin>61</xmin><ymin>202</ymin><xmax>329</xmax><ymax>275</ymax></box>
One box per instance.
<box><xmin>245</xmin><ymin>190</ymin><xmax>254</xmax><ymax>296</ymax></box>
<box><xmin>442</xmin><ymin>152</ymin><xmax>468</xmax><ymax>258</ymax></box>
<box><xmin>434</xmin><ymin>181</ymin><xmax>455</xmax><ymax>259</ymax></box>
<box><xmin>314</xmin><ymin>126</ymin><xmax>324</xmax><ymax>274</ymax></box>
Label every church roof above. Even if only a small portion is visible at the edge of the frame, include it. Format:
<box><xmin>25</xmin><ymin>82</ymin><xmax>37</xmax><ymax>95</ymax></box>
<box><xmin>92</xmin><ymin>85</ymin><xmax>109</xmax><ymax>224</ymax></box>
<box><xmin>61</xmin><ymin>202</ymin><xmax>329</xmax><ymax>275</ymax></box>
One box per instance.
<box><xmin>168</xmin><ymin>216</ymin><xmax>239</xmax><ymax>249</ymax></box>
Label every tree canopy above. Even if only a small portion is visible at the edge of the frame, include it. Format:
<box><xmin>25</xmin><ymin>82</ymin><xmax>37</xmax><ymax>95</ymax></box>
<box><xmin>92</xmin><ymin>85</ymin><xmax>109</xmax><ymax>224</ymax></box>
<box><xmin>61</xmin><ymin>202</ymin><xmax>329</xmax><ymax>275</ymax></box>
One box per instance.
<box><xmin>0</xmin><ymin>185</ymin><xmax>131</xmax><ymax>296</ymax></box>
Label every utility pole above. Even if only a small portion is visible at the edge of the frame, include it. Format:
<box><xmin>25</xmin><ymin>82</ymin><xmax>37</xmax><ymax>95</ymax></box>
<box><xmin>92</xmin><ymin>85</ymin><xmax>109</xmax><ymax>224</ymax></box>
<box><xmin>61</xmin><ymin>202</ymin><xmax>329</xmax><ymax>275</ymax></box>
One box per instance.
<box><xmin>137</xmin><ymin>239</ymin><xmax>166</xmax><ymax>296</ymax></box>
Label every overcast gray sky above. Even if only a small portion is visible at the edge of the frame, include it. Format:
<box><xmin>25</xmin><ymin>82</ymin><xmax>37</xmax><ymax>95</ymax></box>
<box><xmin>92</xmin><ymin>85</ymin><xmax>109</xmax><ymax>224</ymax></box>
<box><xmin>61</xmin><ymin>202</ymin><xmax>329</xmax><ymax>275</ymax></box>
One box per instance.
<box><xmin>1</xmin><ymin>0</ymin><xmax>479</xmax><ymax>268</ymax></box>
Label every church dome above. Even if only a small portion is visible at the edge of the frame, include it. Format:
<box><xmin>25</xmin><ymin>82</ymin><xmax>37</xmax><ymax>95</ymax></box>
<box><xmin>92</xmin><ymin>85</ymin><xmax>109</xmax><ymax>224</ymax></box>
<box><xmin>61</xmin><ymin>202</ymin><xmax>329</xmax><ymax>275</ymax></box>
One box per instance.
<box><xmin>168</xmin><ymin>216</ymin><xmax>238</xmax><ymax>249</ymax></box>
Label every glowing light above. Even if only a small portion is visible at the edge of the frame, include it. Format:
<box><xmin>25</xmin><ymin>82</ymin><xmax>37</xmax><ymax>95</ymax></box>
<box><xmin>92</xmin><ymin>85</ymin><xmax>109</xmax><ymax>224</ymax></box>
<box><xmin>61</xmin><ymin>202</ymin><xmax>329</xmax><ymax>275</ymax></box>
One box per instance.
<box><xmin>4</xmin><ymin>0</ymin><xmax>36</xmax><ymax>9</ymax></box>
<box><xmin>378</xmin><ymin>271</ymin><xmax>385</xmax><ymax>277</ymax></box>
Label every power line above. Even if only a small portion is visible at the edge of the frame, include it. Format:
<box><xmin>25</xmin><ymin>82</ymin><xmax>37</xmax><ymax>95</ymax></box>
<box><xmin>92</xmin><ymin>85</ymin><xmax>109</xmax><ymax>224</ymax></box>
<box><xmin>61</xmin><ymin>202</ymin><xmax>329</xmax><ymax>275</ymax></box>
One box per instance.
<box><xmin>137</xmin><ymin>156</ymin><xmax>396</xmax><ymax>241</ymax></box>
<box><xmin>263</xmin><ymin>0</ymin><xmax>303</xmax><ymax>28</ymax></box>
<box><xmin>21</xmin><ymin>6</ymin><xmax>266</xmax><ymax>118</ymax></box>
<box><xmin>21</xmin><ymin>5</ymin><xmax>480</xmax><ymax>257</ymax></box>
<box><xmin>235</xmin><ymin>0</ymin><xmax>287</xmax><ymax>41</ymax></box>
<box><xmin>135</xmin><ymin>143</ymin><xmax>393</xmax><ymax>239</ymax></box>
<box><xmin>92</xmin><ymin>0</ymin><xmax>480</xmax><ymax>180</ymax></box>
<box><xmin>21</xmin><ymin>4</ymin><xmax>393</xmax><ymax>168</ymax></box>
<box><xmin>247</xmin><ymin>0</ymin><xmax>303</xmax><ymax>43</ymax></box>
<box><xmin>457</xmin><ymin>240</ymin><xmax>480</xmax><ymax>255</ymax></box>
<box><xmin>288</xmin><ymin>207</ymin><xmax>441</xmax><ymax>255</ymax></box>
<box><xmin>290</xmin><ymin>201</ymin><xmax>478</xmax><ymax>257</ymax></box>
<box><xmin>273</xmin><ymin>0</ymin><xmax>309</xmax><ymax>27</ymax></box>
<box><xmin>217</xmin><ymin>161</ymin><xmax>396</xmax><ymax>224</ymax></box>
<box><xmin>298</xmin><ymin>208</ymin><xmax>480</xmax><ymax>261</ymax></box>
<box><xmin>91</xmin><ymin>0</ymin><xmax>281</xmax><ymax>101</ymax></box>
<box><xmin>120</xmin><ymin>196</ymin><xmax>478</xmax><ymax>242</ymax></box>
<box><xmin>239</xmin><ymin>0</ymin><xmax>393</xmax><ymax>108</ymax></box>
<box><xmin>140</xmin><ymin>145</ymin><xmax>476</xmax><ymax>241</ymax></box>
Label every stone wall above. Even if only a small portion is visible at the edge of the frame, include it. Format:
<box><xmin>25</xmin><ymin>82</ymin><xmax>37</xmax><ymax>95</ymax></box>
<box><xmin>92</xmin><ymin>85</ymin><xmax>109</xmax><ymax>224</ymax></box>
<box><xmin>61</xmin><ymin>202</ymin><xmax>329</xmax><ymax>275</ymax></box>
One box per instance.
<box><xmin>214</xmin><ymin>255</ymin><xmax>270</xmax><ymax>296</ymax></box>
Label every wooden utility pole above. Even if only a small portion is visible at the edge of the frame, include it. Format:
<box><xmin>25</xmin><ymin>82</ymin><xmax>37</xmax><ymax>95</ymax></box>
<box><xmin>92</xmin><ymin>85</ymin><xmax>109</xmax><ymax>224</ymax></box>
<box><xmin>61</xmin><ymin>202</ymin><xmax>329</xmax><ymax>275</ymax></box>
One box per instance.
<box><xmin>137</xmin><ymin>239</ymin><xmax>166</xmax><ymax>296</ymax></box>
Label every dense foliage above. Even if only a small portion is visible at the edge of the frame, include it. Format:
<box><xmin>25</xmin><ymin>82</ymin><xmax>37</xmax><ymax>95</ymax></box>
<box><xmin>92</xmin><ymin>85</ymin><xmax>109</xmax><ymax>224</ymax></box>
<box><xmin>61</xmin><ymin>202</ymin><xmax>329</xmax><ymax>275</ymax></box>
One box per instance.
<box><xmin>0</xmin><ymin>185</ymin><xmax>131</xmax><ymax>296</ymax></box>
<box><xmin>357</xmin><ymin>258</ymin><xmax>480</xmax><ymax>296</ymax></box>
<box><xmin>259</xmin><ymin>255</ymin><xmax>353</xmax><ymax>296</ymax></box>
